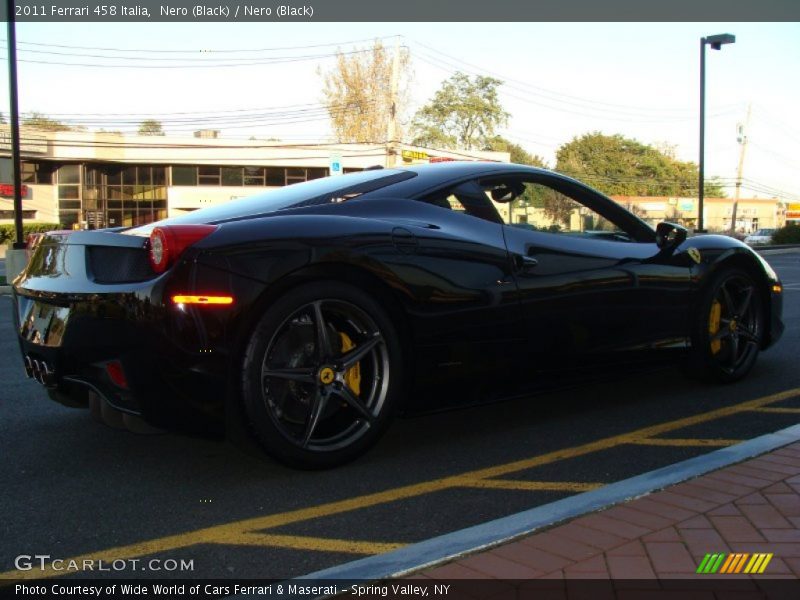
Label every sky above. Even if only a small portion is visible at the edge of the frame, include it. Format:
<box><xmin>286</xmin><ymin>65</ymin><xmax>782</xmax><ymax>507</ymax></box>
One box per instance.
<box><xmin>2</xmin><ymin>21</ymin><xmax>799</xmax><ymax>201</ymax></box>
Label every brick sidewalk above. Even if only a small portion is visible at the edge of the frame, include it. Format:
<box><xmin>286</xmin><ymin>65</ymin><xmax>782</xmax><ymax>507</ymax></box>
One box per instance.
<box><xmin>417</xmin><ymin>442</ymin><xmax>800</xmax><ymax>582</ymax></box>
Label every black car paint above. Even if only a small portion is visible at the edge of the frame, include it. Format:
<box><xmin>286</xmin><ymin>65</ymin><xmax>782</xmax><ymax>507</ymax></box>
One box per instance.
<box><xmin>12</xmin><ymin>163</ymin><xmax>784</xmax><ymax>426</ymax></box>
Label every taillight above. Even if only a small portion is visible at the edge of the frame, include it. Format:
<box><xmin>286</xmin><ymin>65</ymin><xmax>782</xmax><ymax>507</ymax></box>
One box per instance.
<box><xmin>148</xmin><ymin>225</ymin><xmax>217</xmax><ymax>273</ymax></box>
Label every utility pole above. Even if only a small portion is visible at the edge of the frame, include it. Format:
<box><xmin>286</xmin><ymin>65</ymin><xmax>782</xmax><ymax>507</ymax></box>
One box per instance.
<box><xmin>6</xmin><ymin>0</ymin><xmax>24</xmax><ymax>249</ymax></box>
<box><xmin>730</xmin><ymin>103</ymin><xmax>751</xmax><ymax>235</ymax></box>
<box><xmin>385</xmin><ymin>37</ymin><xmax>401</xmax><ymax>168</ymax></box>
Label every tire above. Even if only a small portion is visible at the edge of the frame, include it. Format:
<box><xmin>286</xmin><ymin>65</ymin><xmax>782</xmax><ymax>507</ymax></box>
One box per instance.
<box><xmin>688</xmin><ymin>267</ymin><xmax>764</xmax><ymax>383</ymax></box>
<box><xmin>240</xmin><ymin>281</ymin><xmax>403</xmax><ymax>469</ymax></box>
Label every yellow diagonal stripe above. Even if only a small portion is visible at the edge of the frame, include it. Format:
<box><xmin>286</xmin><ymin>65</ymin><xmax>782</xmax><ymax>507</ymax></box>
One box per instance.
<box><xmin>758</xmin><ymin>553</ymin><xmax>774</xmax><ymax>574</ymax></box>
<box><xmin>750</xmin><ymin>407</ymin><xmax>800</xmax><ymax>414</ymax></box>
<box><xmin>1</xmin><ymin>386</ymin><xmax>797</xmax><ymax>581</ymax></box>
<box><xmin>744</xmin><ymin>554</ymin><xmax>760</xmax><ymax>573</ymax></box>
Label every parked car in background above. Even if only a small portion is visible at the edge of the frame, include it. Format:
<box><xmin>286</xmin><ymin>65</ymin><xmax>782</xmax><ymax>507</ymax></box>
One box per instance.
<box><xmin>744</xmin><ymin>229</ymin><xmax>775</xmax><ymax>246</ymax></box>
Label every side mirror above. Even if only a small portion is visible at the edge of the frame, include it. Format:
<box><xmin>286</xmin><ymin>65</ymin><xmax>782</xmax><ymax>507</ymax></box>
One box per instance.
<box><xmin>655</xmin><ymin>222</ymin><xmax>688</xmax><ymax>251</ymax></box>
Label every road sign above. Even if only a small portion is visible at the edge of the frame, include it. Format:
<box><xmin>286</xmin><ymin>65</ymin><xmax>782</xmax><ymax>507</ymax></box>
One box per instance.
<box><xmin>330</xmin><ymin>154</ymin><xmax>343</xmax><ymax>176</ymax></box>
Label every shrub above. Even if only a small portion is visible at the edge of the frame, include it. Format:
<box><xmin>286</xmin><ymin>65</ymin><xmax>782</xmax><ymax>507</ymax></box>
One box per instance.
<box><xmin>0</xmin><ymin>223</ymin><xmax>61</xmax><ymax>246</ymax></box>
<box><xmin>771</xmin><ymin>223</ymin><xmax>800</xmax><ymax>245</ymax></box>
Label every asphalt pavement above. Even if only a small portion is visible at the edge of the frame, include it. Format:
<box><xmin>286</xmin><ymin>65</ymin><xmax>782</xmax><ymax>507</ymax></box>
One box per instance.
<box><xmin>1</xmin><ymin>253</ymin><xmax>799</xmax><ymax>582</ymax></box>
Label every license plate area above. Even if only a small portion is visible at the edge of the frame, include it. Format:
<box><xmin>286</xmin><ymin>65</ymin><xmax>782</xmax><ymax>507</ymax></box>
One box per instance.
<box><xmin>18</xmin><ymin>298</ymin><xmax>71</xmax><ymax>347</ymax></box>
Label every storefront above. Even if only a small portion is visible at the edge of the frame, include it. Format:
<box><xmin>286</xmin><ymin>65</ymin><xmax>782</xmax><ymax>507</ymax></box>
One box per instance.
<box><xmin>0</xmin><ymin>128</ymin><xmax>507</xmax><ymax>228</ymax></box>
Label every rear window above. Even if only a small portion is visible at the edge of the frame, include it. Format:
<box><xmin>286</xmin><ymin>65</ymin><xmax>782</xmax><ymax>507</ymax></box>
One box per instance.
<box><xmin>129</xmin><ymin>169</ymin><xmax>416</xmax><ymax>232</ymax></box>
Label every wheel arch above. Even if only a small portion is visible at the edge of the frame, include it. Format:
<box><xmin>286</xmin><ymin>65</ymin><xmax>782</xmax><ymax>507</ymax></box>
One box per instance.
<box><xmin>699</xmin><ymin>249</ymin><xmax>774</xmax><ymax>349</ymax></box>
<box><xmin>228</xmin><ymin>260</ymin><xmax>416</xmax><ymax>409</ymax></box>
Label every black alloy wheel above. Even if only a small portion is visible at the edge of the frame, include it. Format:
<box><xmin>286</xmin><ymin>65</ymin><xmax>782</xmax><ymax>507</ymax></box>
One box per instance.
<box><xmin>241</xmin><ymin>282</ymin><xmax>402</xmax><ymax>468</ymax></box>
<box><xmin>690</xmin><ymin>268</ymin><xmax>764</xmax><ymax>383</ymax></box>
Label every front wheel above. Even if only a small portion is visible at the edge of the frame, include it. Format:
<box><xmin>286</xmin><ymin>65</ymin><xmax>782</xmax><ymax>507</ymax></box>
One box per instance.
<box><xmin>688</xmin><ymin>268</ymin><xmax>764</xmax><ymax>383</ymax></box>
<box><xmin>241</xmin><ymin>282</ymin><xmax>403</xmax><ymax>469</ymax></box>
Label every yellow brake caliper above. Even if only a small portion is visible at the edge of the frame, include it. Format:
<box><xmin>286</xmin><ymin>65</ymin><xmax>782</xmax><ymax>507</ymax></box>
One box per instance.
<box><xmin>338</xmin><ymin>332</ymin><xmax>361</xmax><ymax>396</ymax></box>
<box><xmin>709</xmin><ymin>300</ymin><xmax>722</xmax><ymax>355</ymax></box>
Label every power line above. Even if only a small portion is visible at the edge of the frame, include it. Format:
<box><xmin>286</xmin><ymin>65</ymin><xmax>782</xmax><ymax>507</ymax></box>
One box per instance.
<box><xmin>1</xmin><ymin>35</ymin><xmax>400</xmax><ymax>54</ymax></box>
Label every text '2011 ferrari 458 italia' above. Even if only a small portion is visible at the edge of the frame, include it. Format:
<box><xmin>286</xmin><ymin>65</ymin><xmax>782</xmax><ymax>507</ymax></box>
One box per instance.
<box><xmin>13</xmin><ymin>162</ymin><xmax>784</xmax><ymax>468</ymax></box>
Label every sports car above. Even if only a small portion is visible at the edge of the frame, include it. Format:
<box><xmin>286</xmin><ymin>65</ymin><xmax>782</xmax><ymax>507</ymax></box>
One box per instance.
<box><xmin>12</xmin><ymin>162</ymin><xmax>784</xmax><ymax>468</ymax></box>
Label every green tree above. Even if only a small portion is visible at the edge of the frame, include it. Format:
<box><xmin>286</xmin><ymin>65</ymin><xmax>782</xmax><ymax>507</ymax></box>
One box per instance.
<box><xmin>138</xmin><ymin>119</ymin><xmax>165</xmax><ymax>136</ymax></box>
<box><xmin>485</xmin><ymin>135</ymin><xmax>547</xmax><ymax>168</ymax></box>
<box><xmin>412</xmin><ymin>72</ymin><xmax>509</xmax><ymax>150</ymax></box>
<box><xmin>555</xmin><ymin>132</ymin><xmax>726</xmax><ymax>197</ymax></box>
<box><xmin>22</xmin><ymin>112</ymin><xmax>74</xmax><ymax>131</ymax></box>
<box><xmin>319</xmin><ymin>40</ymin><xmax>411</xmax><ymax>143</ymax></box>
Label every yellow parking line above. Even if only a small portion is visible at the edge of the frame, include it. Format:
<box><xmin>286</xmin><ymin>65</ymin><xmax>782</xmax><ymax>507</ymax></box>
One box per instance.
<box><xmin>459</xmin><ymin>479</ymin><xmax>603</xmax><ymax>492</ymax></box>
<box><xmin>629</xmin><ymin>438</ymin><xmax>742</xmax><ymax>447</ymax></box>
<box><xmin>2</xmin><ymin>386</ymin><xmax>797</xmax><ymax>581</ymax></box>
<box><xmin>224</xmin><ymin>533</ymin><xmax>405</xmax><ymax>555</ymax></box>
<box><xmin>750</xmin><ymin>407</ymin><xmax>800</xmax><ymax>414</ymax></box>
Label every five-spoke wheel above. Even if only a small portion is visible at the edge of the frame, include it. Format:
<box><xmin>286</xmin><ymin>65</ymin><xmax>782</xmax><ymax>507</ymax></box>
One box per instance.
<box><xmin>690</xmin><ymin>268</ymin><xmax>764</xmax><ymax>383</ymax></box>
<box><xmin>241</xmin><ymin>282</ymin><xmax>401</xmax><ymax>468</ymax></box>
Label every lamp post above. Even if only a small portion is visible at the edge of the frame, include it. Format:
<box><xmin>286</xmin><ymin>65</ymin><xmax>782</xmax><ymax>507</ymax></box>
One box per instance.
<box><xmin>697</xmin><ymin>33</ymin><xmax>735</xmax><ymax>233</ymax></box>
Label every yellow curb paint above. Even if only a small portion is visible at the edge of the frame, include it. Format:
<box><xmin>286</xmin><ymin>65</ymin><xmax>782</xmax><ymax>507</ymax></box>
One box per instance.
<box><xmin>222</xmin><ymin>533</ymin><xmax>405</xmax><ymax>555</ymax></box>
<box><xmin>2</xmin><ymin>386</ymin><xmax>797</xmax><ymax>581</ymax></box>
<box><xmin>629</xmin><ymin>438</ymin><xmax>742</xmax><ymax>447</ymax></box>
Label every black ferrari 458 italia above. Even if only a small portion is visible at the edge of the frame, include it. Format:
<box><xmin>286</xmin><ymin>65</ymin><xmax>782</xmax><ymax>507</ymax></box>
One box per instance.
<box><xmin>13</xmin><ymin>162</ymin><xmax>784</xmax><ymax>468</ymax></box>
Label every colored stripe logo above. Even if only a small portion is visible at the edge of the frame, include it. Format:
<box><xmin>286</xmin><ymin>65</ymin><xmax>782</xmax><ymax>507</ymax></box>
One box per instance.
<box><xmin>696</xmin><ymin>552</ymin><xmax>773</xmax><ymax>574</ymax></box>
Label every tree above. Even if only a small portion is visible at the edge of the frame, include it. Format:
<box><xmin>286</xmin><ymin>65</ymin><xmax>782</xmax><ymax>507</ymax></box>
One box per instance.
<box><xmin>138</xmin><ymin>119</ymin><xmax>165</xmax><ymax>136</ymax></box>
<box><xmin>485</xmin><ymin>135</ymin><xmax>547</xmax><ymax>168</ymax></box>
<box><xmin>22</xmin><ymin>112</ymin><xmax>74</xmax><ymax>131</ymax></box>
<box><xmin>555</xmin><ymin>132</ymin><xmax>726</xmax><ymax>197</ymax></box>
<box><xmin>319</xmin><ymin>40</ymin><xmax>411</xmax><ymax>143</ymax></box>
<box><xmin>412</xmin><ymin>72</ymin><xmax>509</xmax><ymax>150</ymax></box>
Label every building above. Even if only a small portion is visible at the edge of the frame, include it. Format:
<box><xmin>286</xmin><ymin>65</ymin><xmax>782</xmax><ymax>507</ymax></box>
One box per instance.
<box><xmin>610</xmin><ymin>196</ymin><xmax>786</xmax><ymax>233</ymax></box>
<box><xmin>0</xmin><ymin>127</ymin><xmax>508</xmax><ymax>229</ymax></box>
<box><xmin>504</xmin><ymin>194</ymin><xmax>786</xmax><ymax>234</ymax></box>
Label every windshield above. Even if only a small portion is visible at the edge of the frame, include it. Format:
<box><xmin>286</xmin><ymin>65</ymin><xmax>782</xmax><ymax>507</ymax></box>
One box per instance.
<box><xmin>128</xmin><ymin>169</ymin><xmax>415</xmax><ymax>234</ymax></box>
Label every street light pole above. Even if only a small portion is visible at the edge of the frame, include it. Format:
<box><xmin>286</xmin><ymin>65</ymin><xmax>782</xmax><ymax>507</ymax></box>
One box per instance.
<box><xmin>697</xmin><ymin>33</ymin><xmax>735</xmax><ymax>234</ymax></box>
<box><xmin>6</xmin><ymin>0</ymin><xmax>25</xmax><ymax>249</ymax></box>
<box><xmin>698</xmin><ymin>37</ymin><xmax>707</xmax><ymax>233</ymax></box>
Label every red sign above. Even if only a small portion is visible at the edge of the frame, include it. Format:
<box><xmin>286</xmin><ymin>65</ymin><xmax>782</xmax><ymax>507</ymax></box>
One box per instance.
<box><xmin>429</xmin><ymin>157</ymin><xmax>457</xmax><ymax>163</ymax></box>
<box><xmin>0</xmin><ymin>184</ymin><xmax>29</xmax><ymax>197</ymax></box>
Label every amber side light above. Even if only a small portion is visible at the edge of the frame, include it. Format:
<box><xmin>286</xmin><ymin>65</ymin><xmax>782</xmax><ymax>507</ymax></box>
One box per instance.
<box><xmin>171</xmin><ymin>295</ymin><xmax>234</xmax><ymax>305</ymax></box>
<box><xmin>772</xmin><ymin>284</ymin><xmax>782</xmax><ymax>294</ymax></box>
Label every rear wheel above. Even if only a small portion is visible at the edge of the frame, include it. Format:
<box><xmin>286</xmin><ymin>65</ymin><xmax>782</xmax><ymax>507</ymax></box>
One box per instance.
<box><xmin>689</xmin><ymin>268</ymin><xmax>764</xmax><ymax>383</ymax></box>
<box><xmin>241</xmin><ymin>282</ymin><xmax>402</xmax><ymax>468</ymax></box>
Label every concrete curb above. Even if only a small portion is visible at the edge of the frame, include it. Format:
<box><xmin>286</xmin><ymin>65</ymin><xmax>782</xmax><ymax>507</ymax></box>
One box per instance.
<box><xmin>289</xmin><ymin>423</ymin><xmax>800</xmax><ymax>586</ymax></box>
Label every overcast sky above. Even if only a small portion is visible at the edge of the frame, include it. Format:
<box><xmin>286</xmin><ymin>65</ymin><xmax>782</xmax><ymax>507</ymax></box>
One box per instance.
<box><xmin>2</xmin><ymin>21</ymin><xmax>799</xmax><ymax>200</ymax></box>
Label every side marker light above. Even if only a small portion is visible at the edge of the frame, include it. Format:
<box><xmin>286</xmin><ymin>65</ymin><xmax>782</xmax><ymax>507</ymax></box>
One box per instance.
<box><xmin>171</xmin><ymin>295</ymin><xmax>234</xmax><ymax>306</ymax></box>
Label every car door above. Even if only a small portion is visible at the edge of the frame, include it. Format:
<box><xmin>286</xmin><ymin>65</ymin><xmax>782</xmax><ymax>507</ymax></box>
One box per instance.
<box><xmin>390</xmin><ymin>182</ymin><xmax>526</xmax><ymax>406</ymax></box>
<box><xmin>493</xmin><ymin>174</ymin><xmax>693</xmax><ymax>370</ymax></box>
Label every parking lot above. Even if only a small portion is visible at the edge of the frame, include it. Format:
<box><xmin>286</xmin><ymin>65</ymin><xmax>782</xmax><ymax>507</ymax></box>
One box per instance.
<box><xmin>1</xmin><ymin>252</ymin><xmax>799</xmax><ymax>582</ymax></box>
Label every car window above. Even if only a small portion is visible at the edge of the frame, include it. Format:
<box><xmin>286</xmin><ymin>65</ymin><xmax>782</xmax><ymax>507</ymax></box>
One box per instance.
<box><xmin>419</xmin><ymin>181</ymin><xmax>504</xmax><ymax>225</ymax></box>
<box><xmin>474</xmin><ymin>176</ymin><xmax>640</xmax><ymax>242</ymax></box>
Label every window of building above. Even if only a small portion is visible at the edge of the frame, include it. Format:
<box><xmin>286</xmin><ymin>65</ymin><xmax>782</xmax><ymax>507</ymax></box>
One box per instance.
<box><xmin>21</xmin><ymin>161</ymin><xmax>55</xmax><ymax>184</ymax></box>
<box><xmin>244</xmin><ymin>166</ymin><xmax>265</xmax><ymax>186</ymax></box>
<box><xmin>57</xmin><ymin>165</ymin><xmax>80</xmax><ymax>184</ymax></box>
<box><xmin>172</xmin><ymin>166</ymin><xmax>197</xmax><ymax>186</ymax></box>
<box><xmin>266</xmin><ymin>168</ymin><xmax>285</xmax><ymax>186</ymax></box>
<box><xmin>0</xmin><ymin>210</ymin><xmax>36</xmax><ymax>219</ymax></box>
<box><xmin>307</xmin><ymin>168</ymin><xmax>328</xmax><ymax>180</ymax></box>
<box><xmin>285</xmin><ymin>167</ymin><xmax>307</xmax><ymax>186</ymax></box>
<box><xmin>221</xmin><ymin>167</ymin><xmax>243</xmax><ymax>186</ymax></box>
<box><xmin>198</xmin><ymin>166</ymin><xmax>221</xmax><ymax>186</ymax></box>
